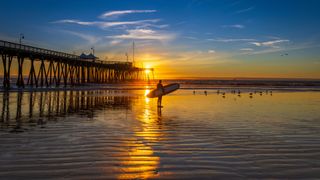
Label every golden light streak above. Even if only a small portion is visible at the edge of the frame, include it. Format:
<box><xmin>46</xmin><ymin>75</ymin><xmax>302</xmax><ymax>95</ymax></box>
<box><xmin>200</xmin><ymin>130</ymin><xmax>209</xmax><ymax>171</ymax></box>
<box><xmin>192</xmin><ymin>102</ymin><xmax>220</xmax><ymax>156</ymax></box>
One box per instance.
<box><xmin>144</xmin><ymin>89</ymin><xmax>150</xmax><ymax>103</ymax></box>
<box><xmin>117</xmin><ymin>89</ymin><xmax>161</xmax><ymax>179</ymax></box>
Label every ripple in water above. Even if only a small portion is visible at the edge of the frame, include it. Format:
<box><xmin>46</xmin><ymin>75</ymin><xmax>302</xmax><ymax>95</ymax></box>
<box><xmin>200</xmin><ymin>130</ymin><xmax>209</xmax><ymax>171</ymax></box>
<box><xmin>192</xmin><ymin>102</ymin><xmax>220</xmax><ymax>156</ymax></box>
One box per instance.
<box><xmin>0</xmin><ymin>89</ymin><xmax>320</xmax><ymax>179</ymax></box>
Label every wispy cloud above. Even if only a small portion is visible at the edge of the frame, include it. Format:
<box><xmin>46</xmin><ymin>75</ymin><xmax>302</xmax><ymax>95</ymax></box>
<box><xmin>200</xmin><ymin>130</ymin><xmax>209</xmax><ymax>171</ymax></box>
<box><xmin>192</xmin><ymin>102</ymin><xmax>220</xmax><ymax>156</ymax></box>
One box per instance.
<box><xmin>53</xmin><ymin>19</ymin><xmax>161</xmax><ymax>29</ymax></box>
<box><xmin>100</xmin><ymin>10</ymin><xmax>156</xmax><ymax>18</ymax></box>
<box><xmin>221</xmin><ymin>24</ymin><xmax>245</xmax><ymax>29</ymax></box>
<box><xmin>54</xmin><ymin>19</ymin><xmax>97</xmax><ymax>26</ymax></box>
<box><xmin>107</xmin><ymin>28</ymin><xmax>175</xmax><ymax>42</ymax></box>
<box><xmin>62</xmin><ymin>30</ymin><xmax>102</xmax><ymax>44</ymax></box>
<box><xmin>136</xmin><ymin>23</ymin><xmax>169</xmax><ymax>29</ymax></box>
<box><xmin>251</xmin><ymin>39</ymin><xmax>289</xmax><ymax>47</ymax></box>
<box><xmin>208</xmin><ymin>38</ymin><xmax>255</xmax><ymax>42</ymax></box>
<box><xmin>240</xmin><ymin>48</ymin><xmax>253</xmax><ymax>51</ymax></box>
<box><xmin>53</xmin><ymin>10</ymin><xmax>175</xmax><ymax>48</ymax></box>
<box><xmin>234</xmin><ymin>6</ymin><xmax>254</xmax><ymax>14</ymax></box>
<box><xmin>248</xmin><ymin>46</ymin><xmax>287</xmax><ymax>55</ymax></box>
<box><xmin>235</xmin><ymin>40</ymin><xmax>319</xmax><ymax>56</ymax></box>
<box><xmin>100</xmin><ymin>19</ymin><xmax>160</xmax><ymax>28</ymax></box>
<box><xmin>208</xmin><ymin>50</ymin><xmax>216</xmax><ymax>53</ymax></box>
<box><xmin>110</xmin><ymin>39</ymin><xmax>123</xmax><ymax>45</ymax></box>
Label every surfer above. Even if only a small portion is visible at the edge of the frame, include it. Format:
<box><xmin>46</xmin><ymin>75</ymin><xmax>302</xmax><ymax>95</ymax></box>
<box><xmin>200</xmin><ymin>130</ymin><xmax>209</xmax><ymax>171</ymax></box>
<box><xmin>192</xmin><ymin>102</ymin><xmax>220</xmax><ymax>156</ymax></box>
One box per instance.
<box><xmin>157</xmin><ymin>80</ymin><xmax>164</xmax><ymax>107</ymax></box>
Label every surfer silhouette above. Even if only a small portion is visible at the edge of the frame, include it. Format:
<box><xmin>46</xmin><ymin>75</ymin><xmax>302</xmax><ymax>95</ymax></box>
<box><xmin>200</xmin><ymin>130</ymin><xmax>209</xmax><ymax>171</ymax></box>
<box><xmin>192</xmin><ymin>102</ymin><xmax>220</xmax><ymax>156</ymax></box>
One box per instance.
<box><xmin>157</xmin><ymin>80</ymin><xmax>164</xmax><ymax>107</ymax></box>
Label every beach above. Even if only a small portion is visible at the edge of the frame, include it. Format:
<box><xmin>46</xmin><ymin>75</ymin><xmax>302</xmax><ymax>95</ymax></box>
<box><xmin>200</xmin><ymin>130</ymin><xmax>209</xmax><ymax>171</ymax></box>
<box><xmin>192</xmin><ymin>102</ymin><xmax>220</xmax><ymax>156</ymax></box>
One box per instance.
<box><xmin>1</xmin><ymin>87</ymin><xmax>320</xmax><ymax>179</ymax></box>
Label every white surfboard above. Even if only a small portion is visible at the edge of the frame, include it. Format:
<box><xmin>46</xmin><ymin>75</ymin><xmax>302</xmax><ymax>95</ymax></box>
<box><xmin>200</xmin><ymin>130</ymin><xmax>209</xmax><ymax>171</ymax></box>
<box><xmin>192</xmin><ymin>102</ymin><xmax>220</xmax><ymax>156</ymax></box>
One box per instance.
<box><xmin>147</xmin><ymin>83</ymin><xmax>180</xmax><ymax>98</ymax></box>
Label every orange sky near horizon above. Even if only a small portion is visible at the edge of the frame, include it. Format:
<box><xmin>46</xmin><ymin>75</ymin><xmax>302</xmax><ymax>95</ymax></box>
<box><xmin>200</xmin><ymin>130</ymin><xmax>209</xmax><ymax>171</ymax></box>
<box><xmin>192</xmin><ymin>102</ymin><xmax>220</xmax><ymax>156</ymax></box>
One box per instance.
<box><xmin>132</xmin><ymin>52</ymin><xmax>320</xmax><ymax>80</ymax></box>
<box><xmin>1</xmin><ymin>51</ymin><xmax>319</xmax><ymax>80</ymax></box>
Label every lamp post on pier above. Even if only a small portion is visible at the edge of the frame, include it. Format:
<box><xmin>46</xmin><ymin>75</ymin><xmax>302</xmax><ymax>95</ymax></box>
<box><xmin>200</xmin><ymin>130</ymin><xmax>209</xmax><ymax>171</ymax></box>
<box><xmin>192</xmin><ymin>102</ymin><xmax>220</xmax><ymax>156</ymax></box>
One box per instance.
<box><xmin>91</xmin><ymin>46</ymin><xmax>95</xmax><ymax>56</ymax></box>
<box><xmin>125</xmin><ymin>53</ymin><xmax>128</xmax><ymax>62</ymax></box>
<box><xmin>19</xmin><ymin>33</ymin><xmax>24</xmax><ymax>46</ymax></box>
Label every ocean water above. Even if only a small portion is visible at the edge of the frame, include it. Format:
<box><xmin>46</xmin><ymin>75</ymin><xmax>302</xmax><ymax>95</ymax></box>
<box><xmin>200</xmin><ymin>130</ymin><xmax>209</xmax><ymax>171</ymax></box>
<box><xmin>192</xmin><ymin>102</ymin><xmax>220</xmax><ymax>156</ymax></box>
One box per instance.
<box><xmin>0</xmin><ymin>88</ymin><xmax>320</xmax><ymax>179</ymax></box>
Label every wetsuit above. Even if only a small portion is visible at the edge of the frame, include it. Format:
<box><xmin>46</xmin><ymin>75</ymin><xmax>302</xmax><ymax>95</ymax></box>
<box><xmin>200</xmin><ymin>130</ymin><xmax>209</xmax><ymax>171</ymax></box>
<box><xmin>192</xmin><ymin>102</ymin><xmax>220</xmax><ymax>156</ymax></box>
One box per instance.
<box><xmin>157</xmin><ymin>83</ymin><xmax>164</xmax><ymax>107</ymax></box>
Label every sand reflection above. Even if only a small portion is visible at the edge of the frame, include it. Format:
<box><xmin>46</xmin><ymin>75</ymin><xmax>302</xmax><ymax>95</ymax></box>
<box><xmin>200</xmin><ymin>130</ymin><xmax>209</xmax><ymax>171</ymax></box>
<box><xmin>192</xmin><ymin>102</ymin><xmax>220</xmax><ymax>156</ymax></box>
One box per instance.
<box><xmin>117</xmin><ymin>89</ymin><xmax>160</xmax><ymax>179</ymax></box>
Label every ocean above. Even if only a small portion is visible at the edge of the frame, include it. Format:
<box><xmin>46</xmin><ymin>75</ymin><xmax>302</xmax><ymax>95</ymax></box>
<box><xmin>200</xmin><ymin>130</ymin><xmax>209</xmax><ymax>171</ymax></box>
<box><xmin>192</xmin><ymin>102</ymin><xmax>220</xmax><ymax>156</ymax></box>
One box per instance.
<box><xmin>0</xmin><ymin>81</ymin><xmax>320</xmax><ymax>179</ymax></box>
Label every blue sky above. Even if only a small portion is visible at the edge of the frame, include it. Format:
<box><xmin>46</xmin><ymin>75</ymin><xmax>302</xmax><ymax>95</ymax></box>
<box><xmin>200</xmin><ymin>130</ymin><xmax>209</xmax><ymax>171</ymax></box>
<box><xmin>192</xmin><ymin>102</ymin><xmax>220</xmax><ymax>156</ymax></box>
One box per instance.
<box><xmin>1</xmin><ymin>0</ymin><xmax>320</xmax><ymax>78</ymax></box>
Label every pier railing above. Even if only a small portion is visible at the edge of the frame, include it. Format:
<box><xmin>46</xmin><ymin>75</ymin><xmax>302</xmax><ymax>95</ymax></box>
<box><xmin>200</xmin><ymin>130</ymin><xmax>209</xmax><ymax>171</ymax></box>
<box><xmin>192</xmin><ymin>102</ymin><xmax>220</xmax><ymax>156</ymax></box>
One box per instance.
<box><xmin>0</xmin><ymin>40</ymin><xmax>132</xmax><ymax>65</ymax></box>
<box><xmin>0</xmin><ymin>39</ymin><xmax>78</xmax><ymax>59</ymax></box>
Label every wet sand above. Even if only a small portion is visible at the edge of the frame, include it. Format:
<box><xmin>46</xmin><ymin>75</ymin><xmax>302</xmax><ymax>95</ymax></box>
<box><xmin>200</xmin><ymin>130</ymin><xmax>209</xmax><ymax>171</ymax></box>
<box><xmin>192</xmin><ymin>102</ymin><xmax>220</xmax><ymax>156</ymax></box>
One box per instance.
<box><xmin>0</xmin><ymin>89</ymin><xmax>320</xmax><ymax>179</ymax></box>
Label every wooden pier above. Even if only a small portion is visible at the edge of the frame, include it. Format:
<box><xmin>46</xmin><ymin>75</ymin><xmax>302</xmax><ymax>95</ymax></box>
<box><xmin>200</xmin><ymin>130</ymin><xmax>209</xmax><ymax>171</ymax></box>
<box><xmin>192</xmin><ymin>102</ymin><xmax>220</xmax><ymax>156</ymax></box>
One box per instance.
<box><xmin>0</xmin><ymin>39</ymin><xmax>151</xmax><ymax>89</ymax></box>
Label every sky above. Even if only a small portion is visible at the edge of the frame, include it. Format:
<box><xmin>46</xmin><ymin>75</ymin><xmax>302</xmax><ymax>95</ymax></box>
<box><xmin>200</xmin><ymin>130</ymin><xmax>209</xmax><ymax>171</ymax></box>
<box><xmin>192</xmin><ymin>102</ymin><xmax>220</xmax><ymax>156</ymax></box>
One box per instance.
<box><xmin>0</xmin><ymin>0</ymin><xmax>320</xmax><ymax>79</ymax></box>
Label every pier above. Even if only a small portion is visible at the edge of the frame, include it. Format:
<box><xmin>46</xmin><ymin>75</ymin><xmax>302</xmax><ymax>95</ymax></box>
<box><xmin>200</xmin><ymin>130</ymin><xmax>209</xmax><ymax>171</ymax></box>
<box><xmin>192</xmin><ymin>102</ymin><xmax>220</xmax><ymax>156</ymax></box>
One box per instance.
<box><xmin>0</xmin><ymin>39</ymin><xmax>152</xmax><ymax>89</ymax></box>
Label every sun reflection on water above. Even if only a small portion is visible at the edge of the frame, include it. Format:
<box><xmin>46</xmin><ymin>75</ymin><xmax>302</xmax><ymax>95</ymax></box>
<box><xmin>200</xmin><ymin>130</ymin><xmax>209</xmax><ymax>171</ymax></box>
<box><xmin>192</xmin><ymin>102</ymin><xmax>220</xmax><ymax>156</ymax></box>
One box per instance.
<box><xmin>144</xmin><ymin>89</ymin><xmax>150</xmax><ymax>103</ymax></box>
<box><xmin>117</xmin><ymin>89</ymin><xmax>160</xmax><ymax>179</ymax></box>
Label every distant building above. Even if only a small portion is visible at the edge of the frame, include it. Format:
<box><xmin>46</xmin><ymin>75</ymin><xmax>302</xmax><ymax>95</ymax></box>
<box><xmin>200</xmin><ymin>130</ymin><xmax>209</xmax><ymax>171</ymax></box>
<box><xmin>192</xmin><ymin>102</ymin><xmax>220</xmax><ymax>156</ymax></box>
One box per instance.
<box><xmin>80</xmin><ymin>53</ymin><xmax>98</xmax><ymax>61</ymax></box>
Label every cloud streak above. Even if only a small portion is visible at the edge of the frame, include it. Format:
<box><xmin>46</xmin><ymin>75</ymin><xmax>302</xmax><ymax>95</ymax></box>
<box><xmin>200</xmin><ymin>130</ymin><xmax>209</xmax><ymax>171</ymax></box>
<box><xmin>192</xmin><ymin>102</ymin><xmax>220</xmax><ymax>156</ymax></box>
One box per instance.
<box><xmin>240</xmin><ymin>48</ymin><xmax>253</xmax><ymax>51</ymax></box>
<box><xmin>53</xmin><ymin>19</ymin><xmax>161</xmax><ymax>29</ymax></box>
<box><xmin>234</xmin><ymin>6</ymin><xmax>254</xmax><ymax>14</ymax></box>
<box><xmin>221</xmin><ymin>24</ymin><xmax>245</xmax><ymax>29</ymax></box>
<box><xmin>107</xmin><ymin>28</ymin><xmax>175</xmax><ymax>42</ymax></box>
<box><xmin>100</xmin><ymin>10</ymin><xmax>156</xmax><ymax>18</ymax></box>
<box><xmin>240</xmin><ymin>41</ymin><xmax>316</xmax><ymax>56</ymax></box>
<box><xmin>208</xmin><ymin>38</ymin><xmax>255</xmax><ymax>42</ymax></box>
<box><xmin>251</xmin><ymin>39</ymin><xmax>289</xmax><ymax>47</ymax></box>
<box><xmin>62</xmin><ymin>30</ymin><xmax>102</xmax><ymax>44</ymax></box>
<box><xmin>53</xmin><ymin>10</ymin><xmax>175</xmax><ymax>47</ymax></box>
<box><xmin>54</xmin><ymin>19</ymin><xmax>97</xmax><ymax>26</ymax></box>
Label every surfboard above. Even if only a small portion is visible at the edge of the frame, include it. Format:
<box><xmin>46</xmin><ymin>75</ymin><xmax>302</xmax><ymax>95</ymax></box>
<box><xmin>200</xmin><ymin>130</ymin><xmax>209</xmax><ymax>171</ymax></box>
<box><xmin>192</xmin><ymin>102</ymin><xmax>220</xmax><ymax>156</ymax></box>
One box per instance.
<box><xmin>147</xmin><ymin>83</ymin><xmax>180</xmax><ymax>98</ymax></box>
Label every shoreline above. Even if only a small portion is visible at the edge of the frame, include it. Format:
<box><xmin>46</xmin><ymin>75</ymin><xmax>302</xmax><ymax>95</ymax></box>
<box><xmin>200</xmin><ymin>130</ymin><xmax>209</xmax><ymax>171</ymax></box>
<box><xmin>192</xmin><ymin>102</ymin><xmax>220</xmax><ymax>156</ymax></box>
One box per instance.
<box><xmin>1</xmin><ymin>84</ymin><xmax>320</xmax><ymax>93</ymax></box>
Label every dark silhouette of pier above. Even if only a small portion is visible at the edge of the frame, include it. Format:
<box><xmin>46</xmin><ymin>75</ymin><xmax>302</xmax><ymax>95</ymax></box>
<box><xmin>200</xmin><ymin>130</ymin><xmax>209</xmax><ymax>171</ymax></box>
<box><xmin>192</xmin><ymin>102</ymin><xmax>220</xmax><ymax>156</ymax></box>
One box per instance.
<box><xmin>0</xmin><ymin>39</ymin><xmax>151</xmax><ymax>89</ymax></box>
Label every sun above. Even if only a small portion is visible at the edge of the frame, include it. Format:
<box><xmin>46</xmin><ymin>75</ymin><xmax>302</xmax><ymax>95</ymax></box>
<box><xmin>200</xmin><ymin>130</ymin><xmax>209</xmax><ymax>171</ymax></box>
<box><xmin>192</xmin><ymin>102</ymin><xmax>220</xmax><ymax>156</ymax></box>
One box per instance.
<box><xmin>144</xmin><ymin>64</ymin><xmax>152</xmax><ymax>74</ymax></box>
